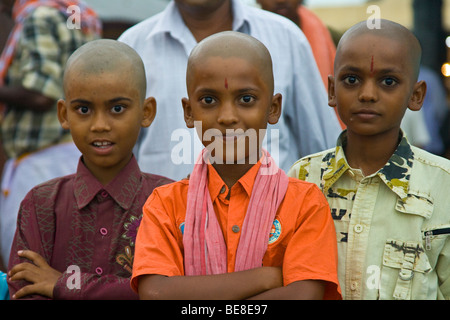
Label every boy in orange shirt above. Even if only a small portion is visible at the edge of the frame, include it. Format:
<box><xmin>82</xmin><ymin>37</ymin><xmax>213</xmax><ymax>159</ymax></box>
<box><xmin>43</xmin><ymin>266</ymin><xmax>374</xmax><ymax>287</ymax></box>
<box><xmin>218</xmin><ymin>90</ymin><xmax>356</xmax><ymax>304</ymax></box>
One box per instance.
<box><xmin>131</xmin><ymin>31</ymin><xmax>341</xmax><ymax>300</ymax></box>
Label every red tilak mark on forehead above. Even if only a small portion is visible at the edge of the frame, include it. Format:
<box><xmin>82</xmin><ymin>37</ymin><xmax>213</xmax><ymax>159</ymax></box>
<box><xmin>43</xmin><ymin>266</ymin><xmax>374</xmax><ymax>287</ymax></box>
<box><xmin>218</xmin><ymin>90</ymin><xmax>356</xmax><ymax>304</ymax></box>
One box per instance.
<box><xmin>370</xmin><ymin>56</ymin><xmax>374</xmax><ymax>74</ymax></box>
<box><xmin>224</xmin><ymin>78</ymin><xmax>228</xmax><ymax>89</ymax></box>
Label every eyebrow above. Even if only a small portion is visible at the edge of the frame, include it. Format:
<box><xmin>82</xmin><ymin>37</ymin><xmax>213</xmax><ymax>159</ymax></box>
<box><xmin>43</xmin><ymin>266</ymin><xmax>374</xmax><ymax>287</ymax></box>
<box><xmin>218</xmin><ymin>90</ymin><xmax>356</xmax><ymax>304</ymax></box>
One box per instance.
<box><xmin>235</xmin><ymin>87</ymin><xmax>260</xmax><ymax>94</ymax></box>
<box><xmin>194</xmin><ymin>87</ymin><xmax>261</xmax><ymax>95</ymax></box>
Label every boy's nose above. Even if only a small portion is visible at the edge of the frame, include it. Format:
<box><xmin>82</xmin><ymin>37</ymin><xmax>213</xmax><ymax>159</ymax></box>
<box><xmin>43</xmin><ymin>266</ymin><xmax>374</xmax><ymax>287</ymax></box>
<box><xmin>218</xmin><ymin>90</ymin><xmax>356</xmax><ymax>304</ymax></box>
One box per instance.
<box><xmin>217</xmin><ymin>102</ymin><xmax>239</xmax><ymax>126</ymax></box>
<box><xmin>90</xmin><ymin>113</ymin><xmax>111</xmax><ymax>132</ymax></box>
<box><xmin>358</xmin><ymin>80</ymin><xmax>378</xmax><ymax>102</ymax></box>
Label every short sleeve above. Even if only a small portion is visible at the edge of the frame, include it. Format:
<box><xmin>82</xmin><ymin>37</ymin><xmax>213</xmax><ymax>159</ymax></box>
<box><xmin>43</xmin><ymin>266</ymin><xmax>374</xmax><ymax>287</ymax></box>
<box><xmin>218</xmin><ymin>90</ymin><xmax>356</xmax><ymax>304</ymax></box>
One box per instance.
<box><xmin>131</xmin><ymin>187</ymin><xmax>185</xmax><ymax>293</ymax></box>
<box><xmin>282</xmin><ymin>183</ymin><xmax>341</xmax><ymax>299</ymax></box>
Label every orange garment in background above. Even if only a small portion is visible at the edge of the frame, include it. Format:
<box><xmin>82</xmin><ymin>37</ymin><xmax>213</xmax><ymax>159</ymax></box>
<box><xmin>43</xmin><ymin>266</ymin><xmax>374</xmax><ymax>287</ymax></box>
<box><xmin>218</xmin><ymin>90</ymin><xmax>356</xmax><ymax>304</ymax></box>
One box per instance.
<box><xmin>132</xmin><ymin>160</ymin><xmax>341</xmax><ymax>299</ymax></box>
<box><xmin>298</xmin><ymin>5</ymin><xmax>345</xmax><ymax>128</ymax></box>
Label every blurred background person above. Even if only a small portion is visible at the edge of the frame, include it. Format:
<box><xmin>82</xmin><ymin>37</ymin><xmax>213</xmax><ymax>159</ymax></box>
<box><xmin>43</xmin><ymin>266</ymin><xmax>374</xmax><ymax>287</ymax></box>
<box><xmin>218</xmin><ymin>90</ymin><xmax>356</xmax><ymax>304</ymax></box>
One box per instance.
<box><xmin>256</xmin><ymin>0</ymin><xmax>344</xmax><ymax>128</ymax></box>
<box><xmin>0</xmin><ymin>0</ymin><xmax>101</xmax><ymax>271</ymax></box>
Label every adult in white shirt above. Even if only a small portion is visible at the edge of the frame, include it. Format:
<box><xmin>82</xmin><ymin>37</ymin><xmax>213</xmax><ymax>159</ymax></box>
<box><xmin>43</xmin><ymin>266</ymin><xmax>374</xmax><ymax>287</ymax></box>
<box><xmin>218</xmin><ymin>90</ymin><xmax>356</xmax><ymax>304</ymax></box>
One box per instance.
<box><xmin>119</xmin><ymin>0</ymin><xmax>341</xmax><ymax>180</ymax></box>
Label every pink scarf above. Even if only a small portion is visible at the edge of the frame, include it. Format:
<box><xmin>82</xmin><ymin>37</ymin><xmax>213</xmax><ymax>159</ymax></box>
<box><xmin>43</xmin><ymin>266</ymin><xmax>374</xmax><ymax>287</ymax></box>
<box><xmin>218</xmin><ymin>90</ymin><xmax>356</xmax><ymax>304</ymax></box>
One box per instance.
<box><xmin>183</xmin><ymin>148</ymin><xmax>289</xmax><ymax>275</ymax></box>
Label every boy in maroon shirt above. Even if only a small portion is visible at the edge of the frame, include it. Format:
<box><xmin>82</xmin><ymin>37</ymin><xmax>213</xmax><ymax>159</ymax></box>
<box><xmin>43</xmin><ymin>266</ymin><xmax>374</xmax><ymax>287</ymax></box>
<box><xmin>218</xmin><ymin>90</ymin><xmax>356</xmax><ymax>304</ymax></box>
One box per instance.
<box><xmin>6</xmin><ymin>39</ymin><xmax>173</xmax><ymax>299</ymax></box>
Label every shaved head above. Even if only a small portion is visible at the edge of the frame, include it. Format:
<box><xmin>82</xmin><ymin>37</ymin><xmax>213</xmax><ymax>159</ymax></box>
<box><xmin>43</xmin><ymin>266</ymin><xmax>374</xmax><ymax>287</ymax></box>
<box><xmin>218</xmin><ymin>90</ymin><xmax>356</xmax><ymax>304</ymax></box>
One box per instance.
<box><xmin>336</xmin><ymin>19</ymin><xmax>422</xmax><ymax>80</ymax></box>
<box><xmin>63</xmin><ymin>39</ymin><xmax>147</xmax><ymax>101</ymax></box>
<box><xmin>186</xmin><ymin>31</ymin><xmax>275</xmax><ymax>94</ymax></box>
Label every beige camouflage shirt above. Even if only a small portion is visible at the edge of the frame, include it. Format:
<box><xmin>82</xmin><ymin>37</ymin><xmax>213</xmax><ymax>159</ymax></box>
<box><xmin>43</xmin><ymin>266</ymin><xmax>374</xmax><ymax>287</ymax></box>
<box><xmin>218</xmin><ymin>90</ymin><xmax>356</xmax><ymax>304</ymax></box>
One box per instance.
<box><xmin>288</xmin><ymin>131</ymin><xmax>450</xmax><ymax>300</ymax></box>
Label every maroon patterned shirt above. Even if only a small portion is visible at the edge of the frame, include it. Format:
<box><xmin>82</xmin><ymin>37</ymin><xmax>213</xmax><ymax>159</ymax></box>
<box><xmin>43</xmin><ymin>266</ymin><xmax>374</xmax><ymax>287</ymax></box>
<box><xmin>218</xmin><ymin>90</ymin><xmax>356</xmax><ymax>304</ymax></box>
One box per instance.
<box><xmin>7</xmin><ymin>156</ymin><xmax>173</xmax><ymax>299</ymax></box>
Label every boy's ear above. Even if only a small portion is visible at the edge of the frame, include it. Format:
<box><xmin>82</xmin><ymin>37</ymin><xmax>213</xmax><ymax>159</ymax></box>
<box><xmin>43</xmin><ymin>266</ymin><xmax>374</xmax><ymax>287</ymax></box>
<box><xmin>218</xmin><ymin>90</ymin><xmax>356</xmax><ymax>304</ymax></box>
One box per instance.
<box><xmin>182</xmin><ymin>97</ymin><xmax>195</xmax><ymax>128</ymax></box>
<box><xmin>408</xmin><ymin>80</ymin><xmax>427</xmax><ymax>111</ymax></box>
<box><xmin>328</xmin><ymin>75</ymin><xmax>337</xmax><ymax>108</ymax></box>
<box><xmin>57</xmin><ymin>99</ymin><xmax>70</xmax><ymax>130</ymax></box>
<box><xmin>141</xmin><ymin>97</ymin><xmax>157</xmax><ymax>128</ymax></box>
<box><xmin>268</xmin><ymin>93</ymin><xmax>282</xmax><ymax>125</ymax></box>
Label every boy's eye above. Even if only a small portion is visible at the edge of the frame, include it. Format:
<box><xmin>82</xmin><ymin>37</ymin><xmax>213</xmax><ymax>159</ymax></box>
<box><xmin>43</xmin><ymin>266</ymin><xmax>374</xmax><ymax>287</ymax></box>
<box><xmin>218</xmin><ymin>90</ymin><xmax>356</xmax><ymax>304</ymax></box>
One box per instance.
<box><xmin>200</xmin><ymin>96</ymin><xmax>216</xmax><ymax>104</ymax></box>
<box><xmin>382</xmin><ymin>77</ymin><xmax>397</xmax><ymax>86</ymax></box>
<box><xmin>77</xmin><ymin>106</ymin><xmax>90</xmax><ymax>114</ymax></box>
<box><xmin>240</xmin><ymin>95</ymin><xmax>255</xmax><ymax>104</ymax></box>
<box><xmin>343</xmin><ymin>75</ymin><xmax>359</xmax><ymax>85</ymax></box>
<box><xmin>112</xmin><ymin>105</ymin><xmax>125</xmax><ymax>113</ymax></box>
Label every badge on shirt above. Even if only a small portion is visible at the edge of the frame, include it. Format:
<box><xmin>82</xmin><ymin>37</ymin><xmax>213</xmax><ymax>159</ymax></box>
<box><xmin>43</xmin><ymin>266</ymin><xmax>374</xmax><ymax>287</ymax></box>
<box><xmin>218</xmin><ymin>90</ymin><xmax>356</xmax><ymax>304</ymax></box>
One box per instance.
<box><xmin>268</xmin><ymin>219</ymin><xmax>282</xmax><ymax>244</ymax></box>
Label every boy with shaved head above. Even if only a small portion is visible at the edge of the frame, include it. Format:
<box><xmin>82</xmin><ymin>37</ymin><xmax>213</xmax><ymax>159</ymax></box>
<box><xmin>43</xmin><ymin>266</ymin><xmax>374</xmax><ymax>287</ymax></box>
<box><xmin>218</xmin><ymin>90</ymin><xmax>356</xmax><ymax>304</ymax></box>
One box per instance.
<box><xmin>6</xmin><ymin>39</ymin><xmax>173</xmax><ymax>299</ymax></box>
<box><xmin>289</xmin><ymin>20</ymin><xmax>450</xmax><ymax>300</ymax></box>
<box><xmin>132</xmin><ymin>31</ymin><xmax>341</xmax><ymax>300</ymax></box>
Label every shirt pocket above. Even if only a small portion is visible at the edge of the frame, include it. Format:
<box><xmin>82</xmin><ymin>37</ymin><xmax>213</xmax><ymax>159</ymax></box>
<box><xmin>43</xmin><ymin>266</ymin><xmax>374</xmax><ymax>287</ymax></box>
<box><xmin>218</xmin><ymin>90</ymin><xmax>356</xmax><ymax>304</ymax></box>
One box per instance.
<box><xmin>395</xmin><ymin>190</ymin><xmax>433</xmax><ymax>219</ymax></box>
<box><xmin>423</xmin><ymin>225</ymin><xmax>450</xmax><ymax>252</ymax></box>
<box><xmin>380</xmin><ymin>239</ymin><xmax>432</xmax><ymax>300</ymax></box>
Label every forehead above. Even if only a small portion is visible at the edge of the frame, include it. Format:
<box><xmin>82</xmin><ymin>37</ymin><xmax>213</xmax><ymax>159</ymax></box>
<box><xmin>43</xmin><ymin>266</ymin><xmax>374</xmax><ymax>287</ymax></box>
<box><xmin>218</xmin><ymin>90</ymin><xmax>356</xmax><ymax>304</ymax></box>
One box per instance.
<box><xmin>337</xmin><ymin>33</ymin><xmax>411</xmax><ymax>70</ymax></box>
<box><xmin>65</xmin><ymin>68</ymin><xmax>140</xmax><ymax>97</ymax></box>
<box><xmin>190</xmin><ymin>55</ymin><xmax>268</xmax><ymax>87</ymax></box>
<box><xmin>66</xmin><ymin>56</ymin><xmax>138</xmax><ymax>83</ymax></box>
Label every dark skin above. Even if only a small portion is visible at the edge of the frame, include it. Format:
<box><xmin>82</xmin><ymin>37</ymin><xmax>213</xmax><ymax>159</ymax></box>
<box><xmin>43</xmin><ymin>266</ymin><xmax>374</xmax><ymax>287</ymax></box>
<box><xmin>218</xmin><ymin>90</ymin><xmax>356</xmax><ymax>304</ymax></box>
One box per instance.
<box><xmin>329</xmin><ymin>20</ymin><xmax>426</xmax><ymax>176</ymax></box>
<box><xmin>0</xmin><ymin>0</ymin><xmax>14</xmax><ymax>16</ymax></box>
<box><xmin>0</xmin><ymin>258</ymin><xmax>5</xmax><ymax>273</ymax></box>
<box><xmin>8</xmin><ymin>250</ymin><xmax>61</xmax><ymax>299</ymax></box>
<box><xmin>138</xmin><ymin>32</ymin><xmax>326</xmax><ymax>300</ymax></box>
<box><xmin>256</xmin><ymin>0</ymin><xmax>302</xmax><ymax>27</ymax></box>
<box><xmin>174</xmin><ymin>0</ymin><xmax>233</xmax><ymax>42</ymax></box>
<box><xmin>8</xmin><ymin>40</ymin><xmax>153</xmax><ymax>299</ymax></box>
<box><xmin>0</xmin><ymin>0</ymin><xmax>56</xmax><ymax>112</ymax></box>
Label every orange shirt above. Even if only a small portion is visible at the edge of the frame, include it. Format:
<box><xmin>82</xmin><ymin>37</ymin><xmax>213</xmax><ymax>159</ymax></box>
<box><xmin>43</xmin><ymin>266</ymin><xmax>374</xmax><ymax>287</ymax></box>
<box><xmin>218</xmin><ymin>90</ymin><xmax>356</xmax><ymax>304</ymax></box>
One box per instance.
<box><xmin>132</xmin><ymin>161</ymin><xmax>341</xmax><ymax>299</ymax></box>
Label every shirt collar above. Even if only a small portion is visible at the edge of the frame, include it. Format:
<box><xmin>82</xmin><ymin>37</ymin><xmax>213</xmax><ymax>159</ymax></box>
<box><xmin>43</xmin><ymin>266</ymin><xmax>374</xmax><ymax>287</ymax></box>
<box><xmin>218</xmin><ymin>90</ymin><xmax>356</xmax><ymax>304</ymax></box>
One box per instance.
<box><xmin>207</xmin><ymin>159</ymin><xmax>262</xmax><ymax>201</ymax></box>
<box><xmin>146</xmin><ymin>0</ymin><xmax>250</xmax><ymax>45</ymax></box>
<box><xmin>74</xmin><ymin>155</ymin><xmax>143</xmax><ymax>210</ymax></box>
<box><xmin>322</xmin><ymin>130</ymin><xmax>414</xmax><ymax>201</ymax></box>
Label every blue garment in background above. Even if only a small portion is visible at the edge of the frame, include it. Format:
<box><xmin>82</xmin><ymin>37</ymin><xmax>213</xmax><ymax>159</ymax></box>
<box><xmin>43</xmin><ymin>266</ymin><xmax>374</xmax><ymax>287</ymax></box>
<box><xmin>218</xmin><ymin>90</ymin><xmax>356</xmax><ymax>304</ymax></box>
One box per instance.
<box><xmin>0</xmin><ymin>272</ymin><xmax>9</xmax><ymax>300</ymax></box>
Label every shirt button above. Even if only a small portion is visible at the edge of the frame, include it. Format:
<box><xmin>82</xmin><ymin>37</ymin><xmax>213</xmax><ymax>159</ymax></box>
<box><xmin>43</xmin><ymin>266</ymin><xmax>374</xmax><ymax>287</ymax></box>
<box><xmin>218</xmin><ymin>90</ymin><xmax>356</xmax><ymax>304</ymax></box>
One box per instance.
<box><xmin>231</xmin><ymin>225</ymin><xmax>240</xmax><ymax>233</ymax></box>
<box><xmin>354</xmin><ymin>224</ymin><xmax>363</xmax><ymax>233</ymax></box>
<box><xmin>95</xmin><ymin>267</ymin><xmax>103</xmax><ymax>275</ymax></box>
<box><xmin>100</xmin><ymin>227</ymin><xmax>108</xmax><ymax>236</ymax></box>
<box><xmin>350</xmin><ymin>281</ymin><xmax>358</xmax><ymax>291</ymax></box>
<box><xmin>101</xmin><ymin>191</ymin><xmax>108</xmax><ymax>198</ymax></box>
<box><xmin>220</xmin><ymin>186</ymin><xmax>226</xmax><ymax>194</ymax></box>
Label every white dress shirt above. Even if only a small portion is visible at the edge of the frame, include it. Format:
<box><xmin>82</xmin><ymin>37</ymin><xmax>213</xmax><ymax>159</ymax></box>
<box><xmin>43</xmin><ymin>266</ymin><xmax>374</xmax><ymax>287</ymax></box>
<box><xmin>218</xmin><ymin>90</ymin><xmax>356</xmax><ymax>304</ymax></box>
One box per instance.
<box><xmin>119</xmin><ymin>0</ymin><xmax>341</xmax><ymax>180</ymax></box>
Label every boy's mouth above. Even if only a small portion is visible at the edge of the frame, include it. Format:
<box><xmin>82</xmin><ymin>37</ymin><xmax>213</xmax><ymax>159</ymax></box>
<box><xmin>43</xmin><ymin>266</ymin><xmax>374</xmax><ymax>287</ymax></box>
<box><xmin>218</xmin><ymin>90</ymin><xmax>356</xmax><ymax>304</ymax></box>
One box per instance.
<box><xmin>353</xmin><ymin>109</ymin><xmax>380</xmax><ymax>121</ymax></box>
<box><xmin>92</xmin><ymin>141</ymin><xmax>114</xmax><ymax>148</ymax></box>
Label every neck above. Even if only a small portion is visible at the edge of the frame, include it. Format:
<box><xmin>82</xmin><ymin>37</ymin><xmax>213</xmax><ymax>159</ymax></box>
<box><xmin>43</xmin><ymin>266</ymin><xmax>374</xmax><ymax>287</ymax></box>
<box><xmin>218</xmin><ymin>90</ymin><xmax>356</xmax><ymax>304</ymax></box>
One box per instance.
<box><xmin>292</xmin><ymin>5</ymin><xmax>301</xmax><ymax>27</ymax></box>
<box><xmin>212</xmin><ymin>162</ymin><xmax>254</xmax><ymax>190</ymax></box>
<box><xmin>82</xmin><ymin>155</ymin><xmax>132</xmax><ymax>186</ymax></box>
<box><xmin>210</xmin><ymin>149</ymin><xmax>262</xmax><ymax>189</ymax></box>
<box><xmin>344</xmin><ymin>129</ymin><xmax>400</xmax><ymax>176</ymax></box>
<box><xmin>176</xmin><ymin>0</ymin><xmax>233</xmax><ymax>42</ymax></box>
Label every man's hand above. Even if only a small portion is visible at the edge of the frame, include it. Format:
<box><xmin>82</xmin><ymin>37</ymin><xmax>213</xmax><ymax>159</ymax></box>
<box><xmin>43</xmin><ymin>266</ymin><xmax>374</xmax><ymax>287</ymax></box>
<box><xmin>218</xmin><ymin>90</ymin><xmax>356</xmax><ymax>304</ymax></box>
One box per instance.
<box><xmin>8</xmin><ymin>250</ymin><xmax>61</xmax><ymax>299</ymax></box>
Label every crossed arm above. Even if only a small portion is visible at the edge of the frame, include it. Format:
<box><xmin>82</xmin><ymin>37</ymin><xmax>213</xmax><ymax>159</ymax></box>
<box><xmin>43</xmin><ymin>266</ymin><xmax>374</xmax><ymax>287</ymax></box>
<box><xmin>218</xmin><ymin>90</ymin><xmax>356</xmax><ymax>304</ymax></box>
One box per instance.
<box><xmin>8</xmin><ymin>250</ymin><xmax>61</xmax><ymax>299</ymax></box>
<box><xmin>137</xmin><ymin>268</ymin><xmax>325</xmax><ymax>300</ymax></box>
<box><xmin>8</xmin><ymin>249</ymin><xmax>138</xmax><ymax>300</ymax></box>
